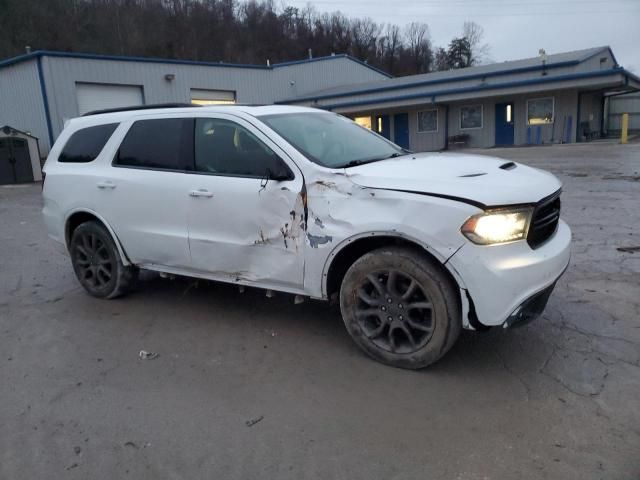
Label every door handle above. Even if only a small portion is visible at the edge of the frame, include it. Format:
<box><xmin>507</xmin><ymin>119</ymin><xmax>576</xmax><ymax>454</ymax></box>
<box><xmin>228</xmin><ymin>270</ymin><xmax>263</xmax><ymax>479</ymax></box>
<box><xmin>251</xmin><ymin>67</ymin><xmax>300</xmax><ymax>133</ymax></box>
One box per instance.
<box><xmin>189</xmin><ymin>189</ymin><xmax>214</xmax><ymax>198</ymax></box>
<box><xmin>97</xmin><ymin>181</ymin><xmax>116</xmax><ymax>189</ymax></box>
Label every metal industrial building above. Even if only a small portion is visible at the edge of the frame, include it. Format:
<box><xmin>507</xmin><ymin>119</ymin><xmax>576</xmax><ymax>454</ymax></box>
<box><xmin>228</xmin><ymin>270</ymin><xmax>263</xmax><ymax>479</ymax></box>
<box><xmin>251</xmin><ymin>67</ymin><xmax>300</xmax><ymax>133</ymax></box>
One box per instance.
<box><xmin>606</xmin><ymin>91</ymin><xmax>640</xmax><ymax>134</ymax></box>
<box><xmin>285</xmin><ymin>46</ymin><xmax>639</xmax><ymax>150</ymax></box>
<box><xmin>0</xmin><ymin>45</ymin><xmax>638</xmax><ymax>168</ymax></box>
<box><xmin>0</xmin><ymin>50</ymin><xmax>389</xmax><ymax>155</ymax></box>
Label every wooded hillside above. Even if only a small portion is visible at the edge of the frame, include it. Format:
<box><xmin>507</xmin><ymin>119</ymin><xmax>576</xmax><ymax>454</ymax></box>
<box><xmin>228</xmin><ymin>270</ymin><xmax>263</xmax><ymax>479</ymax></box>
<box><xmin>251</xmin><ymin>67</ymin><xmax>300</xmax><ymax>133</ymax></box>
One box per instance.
<box><xmin>0</xmin><ymin>0</ymin><xmax>490</xmax><ymax>76</ymax></box>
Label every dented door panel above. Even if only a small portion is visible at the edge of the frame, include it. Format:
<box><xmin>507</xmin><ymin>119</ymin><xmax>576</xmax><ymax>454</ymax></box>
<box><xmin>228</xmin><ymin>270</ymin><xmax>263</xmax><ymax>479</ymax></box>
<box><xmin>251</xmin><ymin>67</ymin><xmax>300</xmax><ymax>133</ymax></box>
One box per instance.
<box><xmin>187</xmin><ymin>174</ymin><xmax>306</xmax><ymax>288</ymax></box>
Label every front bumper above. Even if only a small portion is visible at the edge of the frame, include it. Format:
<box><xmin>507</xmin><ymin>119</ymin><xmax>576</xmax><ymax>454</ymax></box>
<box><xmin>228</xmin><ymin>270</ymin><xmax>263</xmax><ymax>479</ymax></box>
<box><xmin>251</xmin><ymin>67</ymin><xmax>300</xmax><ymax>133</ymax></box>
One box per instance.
<box><xmin>448</xmin><ymin>219</ymin><xmax>571</xmax><ymax>328</ymax></box>
<box><xmin>502</xmin><ymin>280</ymin><xmax>557</xmax><ymax>328</ymax></box>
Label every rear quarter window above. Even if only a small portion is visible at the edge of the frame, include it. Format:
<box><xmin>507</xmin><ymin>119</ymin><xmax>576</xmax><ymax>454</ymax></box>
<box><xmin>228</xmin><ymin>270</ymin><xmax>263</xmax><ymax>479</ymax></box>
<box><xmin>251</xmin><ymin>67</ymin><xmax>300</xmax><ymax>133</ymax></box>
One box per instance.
<box><xmin>58</xmin><ymin>123</ymin><xmax>118</xmax><ymax>163</ymax></box>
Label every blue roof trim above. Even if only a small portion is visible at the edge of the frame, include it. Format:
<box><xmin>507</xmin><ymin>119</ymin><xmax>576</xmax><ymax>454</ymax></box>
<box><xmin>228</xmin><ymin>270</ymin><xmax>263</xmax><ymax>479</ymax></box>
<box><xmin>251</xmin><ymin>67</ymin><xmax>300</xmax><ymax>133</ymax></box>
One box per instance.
<box><xmin>321</xmin><ymin>68</ymin><xmax>627</xmax><ymax>110</ymax></box>
<box><xmin>282</xmin><ymin>59</ymin><xmax>584</xmax><ymax>104</ymax></box>
<box><xmin>36</xmin><ymin>56</ymin><xmax>54</xmax><ymax>147</ymax></box>
<box><xmin>0</xmin><ymin>51</ymin><xmax>40</xmax><ymax>68</ymax></box>
<box><xmin>0</xmin><ymin>50</ymin><xmax>391</xmax><ymax>77</ymax></box>
<box><xmin>3</xmin><ymin>50</ymin><xmax>271</xmax><ymax>69</ymax></box>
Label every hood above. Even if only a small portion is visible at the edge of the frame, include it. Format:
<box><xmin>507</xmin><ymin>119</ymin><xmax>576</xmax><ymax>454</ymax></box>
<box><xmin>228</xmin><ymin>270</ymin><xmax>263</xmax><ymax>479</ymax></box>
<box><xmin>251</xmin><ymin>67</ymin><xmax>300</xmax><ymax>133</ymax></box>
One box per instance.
<box><xmin>345</xmin><ymin>152</ymin><xmax>561</xmax><ymax>208</ymax></box>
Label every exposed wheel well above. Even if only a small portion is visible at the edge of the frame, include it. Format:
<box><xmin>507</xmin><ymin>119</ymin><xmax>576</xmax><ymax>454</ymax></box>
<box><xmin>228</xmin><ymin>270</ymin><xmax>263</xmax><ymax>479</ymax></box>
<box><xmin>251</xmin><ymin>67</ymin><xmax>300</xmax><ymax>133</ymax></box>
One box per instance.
<box><xmin>65</xmin><ymin>211</ymin><xmax>101</xmax><ymax>247</ymax></box>
<box><xmin>325</xmin><ymin>235</ymin><xmax>460</xmax><ymax>300</ymax></box>
<box><xmin>65</xmin><ymin>211</ymin><xmax>131</xmax><ymax>264</ymax></box>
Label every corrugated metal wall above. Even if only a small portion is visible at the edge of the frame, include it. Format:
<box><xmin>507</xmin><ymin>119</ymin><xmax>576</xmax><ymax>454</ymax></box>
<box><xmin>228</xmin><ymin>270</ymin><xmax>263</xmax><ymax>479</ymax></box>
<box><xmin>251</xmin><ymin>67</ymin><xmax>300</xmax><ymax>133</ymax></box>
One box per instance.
<box><xmin>608</xmin><ymin>92</ymin><xmax>640</xmax><ymax>131</ymax></box>
<box><xmin>40</xmin><ymin>56</ymin><xmax>272</xmax><ymax>142</ymax></box>
<box><xmin>441</xmin><ymin>90</ymin><xmax>578</xmax><ymax>148</ymax></box>
<box><xmin>579</xmin><ymin>91</ymin><xmax>604</xmax><ymax>137</ymax></box>
<box><xmin>270</xmin><ymin>57</ymin><xmax>384</xmax><ymax>101</ymax></box>
<box><xmin>33</xmin><ymin>55</ymin><xmax>386</xmax><ymax>154</ymax></box>
<box><xmin>342</xmin><ymin>89</ymin><xmax>582</xmax><ymax>151</ymax></box>
<box><xmin>408</xmin><ymin>106</ymin><xmax>447</xmax><ymax>151</ymax></box>
<box><xmin>0</xmin><ymin>60</ymin><xmax>49</xmax><ymax>150</ymax></box>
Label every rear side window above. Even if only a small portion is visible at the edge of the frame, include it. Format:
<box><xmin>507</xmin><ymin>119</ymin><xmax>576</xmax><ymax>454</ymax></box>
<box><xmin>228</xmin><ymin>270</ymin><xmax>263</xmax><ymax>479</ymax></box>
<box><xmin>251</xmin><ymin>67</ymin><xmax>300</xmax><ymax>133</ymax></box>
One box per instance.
<box><xmin>115</xmin><ymin>118</ymin><xmax>192</xmax><ymax>170</ymax></box>
<box><xmin>58</xmin><ymin>123</ymin><xmax>118</xmax><ymax>163</ymax></box>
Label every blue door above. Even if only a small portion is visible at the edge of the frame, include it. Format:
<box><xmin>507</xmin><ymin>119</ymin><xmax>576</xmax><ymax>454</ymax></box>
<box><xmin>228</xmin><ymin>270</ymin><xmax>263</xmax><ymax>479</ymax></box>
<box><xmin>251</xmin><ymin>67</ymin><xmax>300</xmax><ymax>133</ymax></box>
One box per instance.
<box><xmin>393</xmin><ymin>113</ymin><xmax>410</xmax><ymax>149</ymax></box>
<box><xmin>376</xmin><ymin>115</ymin><xmax>391</xmax><ymax>140</ymax></box>
<box><xmin>495</xmin><ymin>102</ymin><xmax>514</xmax><ymax>146</ymax></box>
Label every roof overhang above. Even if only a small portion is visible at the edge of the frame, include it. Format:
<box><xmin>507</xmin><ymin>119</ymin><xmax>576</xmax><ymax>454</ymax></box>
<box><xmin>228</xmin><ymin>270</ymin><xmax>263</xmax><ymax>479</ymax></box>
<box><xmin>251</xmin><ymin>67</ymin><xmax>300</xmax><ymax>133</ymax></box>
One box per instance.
<box><xmin>309</xmin><ymin>68</ymin><xmax>634</xmax><ymax>113</ymax></box>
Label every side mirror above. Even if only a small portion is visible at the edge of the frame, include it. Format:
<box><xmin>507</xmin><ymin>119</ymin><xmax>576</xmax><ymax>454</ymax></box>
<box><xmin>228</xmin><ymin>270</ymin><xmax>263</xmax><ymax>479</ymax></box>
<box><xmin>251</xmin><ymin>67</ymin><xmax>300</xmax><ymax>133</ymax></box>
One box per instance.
<box><xmin>267</xmin><ymin>166</ymin><xmax>293</xmax><ymax>181</ymax></box>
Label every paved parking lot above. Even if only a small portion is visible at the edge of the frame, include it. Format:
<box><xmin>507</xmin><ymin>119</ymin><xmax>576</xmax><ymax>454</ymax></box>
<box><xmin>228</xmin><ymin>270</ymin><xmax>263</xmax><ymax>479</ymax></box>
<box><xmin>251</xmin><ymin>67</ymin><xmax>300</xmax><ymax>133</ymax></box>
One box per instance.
<box><xmin>1</xmin><ymin>142</ymin><xmax>639</xmax><ymax>479</ymax></box>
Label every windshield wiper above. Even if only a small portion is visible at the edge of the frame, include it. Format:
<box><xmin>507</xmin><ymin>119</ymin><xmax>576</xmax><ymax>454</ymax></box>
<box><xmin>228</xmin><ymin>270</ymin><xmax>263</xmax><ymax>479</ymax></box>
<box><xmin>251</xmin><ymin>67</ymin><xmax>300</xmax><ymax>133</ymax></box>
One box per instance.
<box><xmin>339</xmin><ymin>152</ymin><xmax>405</xmax><ymax>169</ymax></box>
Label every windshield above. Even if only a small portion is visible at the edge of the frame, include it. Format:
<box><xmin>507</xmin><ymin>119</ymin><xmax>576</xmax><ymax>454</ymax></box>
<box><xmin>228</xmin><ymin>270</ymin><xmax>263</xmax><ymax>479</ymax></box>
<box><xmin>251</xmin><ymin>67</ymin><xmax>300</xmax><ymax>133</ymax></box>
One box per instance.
<box><xmin>259</xmin><ymin>112</ymin><xmax>404</xmax><ymax>168</ymax></box>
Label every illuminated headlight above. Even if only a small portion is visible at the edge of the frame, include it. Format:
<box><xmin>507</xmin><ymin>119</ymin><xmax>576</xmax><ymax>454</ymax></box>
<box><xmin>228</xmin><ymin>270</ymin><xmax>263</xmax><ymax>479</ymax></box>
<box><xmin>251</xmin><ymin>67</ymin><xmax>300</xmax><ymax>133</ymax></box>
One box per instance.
<box><xmin>461</xmin><ymin>208</ymin><xmax>533</xmax><ymax>245</ymax></box>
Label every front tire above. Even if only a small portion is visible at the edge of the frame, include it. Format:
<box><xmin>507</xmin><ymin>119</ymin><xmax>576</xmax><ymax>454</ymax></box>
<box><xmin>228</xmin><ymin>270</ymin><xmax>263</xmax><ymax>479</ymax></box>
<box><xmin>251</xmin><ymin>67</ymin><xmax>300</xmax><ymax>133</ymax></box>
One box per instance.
<box><xmin>69</xmin><ymin>221</ymin><xmax>138</xmax><ymax>299</ymax></box>
<box><xmin>339</xmin><ymin>247</ymin><xmax>461</xmax><ymax>369</ymax></box>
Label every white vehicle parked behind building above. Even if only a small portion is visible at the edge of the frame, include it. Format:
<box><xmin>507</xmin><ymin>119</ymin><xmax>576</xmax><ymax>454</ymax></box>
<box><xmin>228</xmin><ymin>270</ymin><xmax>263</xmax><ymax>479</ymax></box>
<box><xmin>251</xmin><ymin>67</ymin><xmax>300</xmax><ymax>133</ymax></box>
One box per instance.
<box><xmin>42</xmin><ymin>105</ymin><xmax>571</xmax><ymax>369</ymax></box>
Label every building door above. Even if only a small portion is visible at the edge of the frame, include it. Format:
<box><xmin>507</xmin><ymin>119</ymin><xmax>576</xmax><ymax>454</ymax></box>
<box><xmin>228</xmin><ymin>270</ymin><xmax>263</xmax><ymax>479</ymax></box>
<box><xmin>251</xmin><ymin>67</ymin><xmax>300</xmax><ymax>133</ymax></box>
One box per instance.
<box><xmin>375</xmin><ymin>115</ymin><xmax>391</xmax><ymax>140</ymax></box>
<box><xmin>393</xmin><ymin>113</ymin><xmax>410</xmax><ymax>149</ymax></box>
<box><xmin>0</xmin><ymin>138</ymin><xmax>34</xmax><ymax>185</ymax></box>
<box><xmin>495</xmin><ymin>102</ymin><xmax>515</xmax><ymax>146</ymax></box>
<box><xmin>75</xmin><ymin>83</ymin><xmax>144</xmax><ymax>115</ymax></box>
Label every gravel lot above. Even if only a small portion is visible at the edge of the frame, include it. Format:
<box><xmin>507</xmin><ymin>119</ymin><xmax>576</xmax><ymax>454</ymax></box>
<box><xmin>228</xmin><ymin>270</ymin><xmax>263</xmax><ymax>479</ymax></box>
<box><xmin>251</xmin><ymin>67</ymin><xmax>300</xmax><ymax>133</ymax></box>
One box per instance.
<box><xmin>1</xmin><ymin>142</ymin><xmax>639</xmax><ymax>479</ymax></box>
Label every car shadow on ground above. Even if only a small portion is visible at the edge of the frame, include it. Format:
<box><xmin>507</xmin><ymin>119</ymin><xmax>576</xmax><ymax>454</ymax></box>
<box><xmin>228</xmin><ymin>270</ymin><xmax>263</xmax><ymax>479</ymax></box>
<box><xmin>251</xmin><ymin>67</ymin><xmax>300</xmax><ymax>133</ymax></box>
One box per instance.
<box><xmin>114</xmin><ymin>271</ymin><xmax>533</xmax><ymax>376</ymax></box>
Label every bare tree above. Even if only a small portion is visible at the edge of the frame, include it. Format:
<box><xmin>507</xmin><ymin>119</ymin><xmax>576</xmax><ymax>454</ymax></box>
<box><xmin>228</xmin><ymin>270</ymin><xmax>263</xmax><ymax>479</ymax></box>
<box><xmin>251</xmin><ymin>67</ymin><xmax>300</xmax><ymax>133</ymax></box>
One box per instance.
<box><xmin>463</xmin><ymin>21</ymin><xmax>491</xmax><ymax>65</ymax></box>
<box><xmin>0</xmin><ymin>0</ymin><xmax>493</xmax><ymax>77</ymax></box>
<box><xmin>403</xmin><ymin>22</ymin><xmax>432</xmax><ymax>74</ymax></box>
<box><xmin>350</xmin><ymin>17</ymin><xmax>380</xmax><ymax>61</ymax></box>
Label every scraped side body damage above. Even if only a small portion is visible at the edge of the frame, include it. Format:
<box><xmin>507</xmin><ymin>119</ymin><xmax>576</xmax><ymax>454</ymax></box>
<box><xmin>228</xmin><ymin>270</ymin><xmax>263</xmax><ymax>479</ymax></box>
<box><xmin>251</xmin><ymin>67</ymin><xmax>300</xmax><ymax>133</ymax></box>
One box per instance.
<box><xmin>186</xmin><ymin>171</ymin><xmax>307</xmax><ymax>290</ymax></box>
<box><xmin>178</xmin><ymin>164</ymin><xmax>476</xmax><ymax>300</ymax></box>
<box><xmin>300</xmin><ymin>171</ymin><xmax>477</xmax><ymax>299</ymax></box>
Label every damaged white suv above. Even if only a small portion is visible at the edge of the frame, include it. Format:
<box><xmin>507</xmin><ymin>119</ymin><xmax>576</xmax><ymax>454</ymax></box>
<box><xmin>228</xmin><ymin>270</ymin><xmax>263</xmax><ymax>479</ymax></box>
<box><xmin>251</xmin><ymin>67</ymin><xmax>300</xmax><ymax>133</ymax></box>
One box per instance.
<box><xmin>43</xmin><ymin>105</ymin><xmax>571</xmax><ymax>369</ymax></box>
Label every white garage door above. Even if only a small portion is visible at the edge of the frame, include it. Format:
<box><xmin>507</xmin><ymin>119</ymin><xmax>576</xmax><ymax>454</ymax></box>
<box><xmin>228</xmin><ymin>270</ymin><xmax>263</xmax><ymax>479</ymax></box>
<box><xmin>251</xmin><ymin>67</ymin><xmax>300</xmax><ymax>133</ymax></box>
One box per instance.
<box><xmin>76</xmin><ymin>83</ymin><xmax>144</xmax><ymax>115</ymax></box>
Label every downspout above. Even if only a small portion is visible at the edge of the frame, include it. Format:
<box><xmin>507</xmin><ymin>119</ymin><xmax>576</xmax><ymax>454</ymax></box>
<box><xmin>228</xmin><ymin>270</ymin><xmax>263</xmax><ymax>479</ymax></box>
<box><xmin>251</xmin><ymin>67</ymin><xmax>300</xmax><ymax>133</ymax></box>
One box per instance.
<box><xmin>600</xmin><ymin>94</ymin><xmax>606</xmax><ymax>137</ymax></box>
<box><xmin>575</xmin><ymin>91</ymin><xmax>582</xmax><ymax>143</ymax></box>
<box><xmin>36</xmin><ymin>55</ymin><xmax>54</xmax><ymax>148</ymax></box>
<box><xmin>443</xmin><ymin>104</ymin><xmax>450</xmax><ymax>150</ymax></box>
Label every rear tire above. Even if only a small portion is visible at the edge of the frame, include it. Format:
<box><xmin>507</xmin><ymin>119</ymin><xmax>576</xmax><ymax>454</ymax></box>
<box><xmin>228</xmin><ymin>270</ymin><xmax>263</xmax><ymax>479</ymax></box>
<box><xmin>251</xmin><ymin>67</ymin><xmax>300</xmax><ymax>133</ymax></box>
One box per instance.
<box><xmin>339</xmin><ymin>247</ymin><xmax>461</xmax><ymax>369</ymax></box>
<box><xmin>69</xmin><ymin>221</ymin><xmax>138</xmax><ymax>299</ymax></box>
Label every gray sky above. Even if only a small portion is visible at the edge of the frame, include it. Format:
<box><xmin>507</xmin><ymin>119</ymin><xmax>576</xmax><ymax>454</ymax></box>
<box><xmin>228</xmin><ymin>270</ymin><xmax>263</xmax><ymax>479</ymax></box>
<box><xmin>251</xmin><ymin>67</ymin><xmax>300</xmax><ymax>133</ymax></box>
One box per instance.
<box><xmin>286</xmin><ymin>0</ymin><xmax>640</xmax><ymax>73</ymax></box>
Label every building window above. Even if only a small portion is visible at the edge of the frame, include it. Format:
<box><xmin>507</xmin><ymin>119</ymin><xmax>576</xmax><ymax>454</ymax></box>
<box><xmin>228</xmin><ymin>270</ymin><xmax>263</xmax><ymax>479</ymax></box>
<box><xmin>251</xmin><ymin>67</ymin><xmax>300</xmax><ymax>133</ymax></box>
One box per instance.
<box><xmin>354</xmin><ymin>116</ymin><xmax>372</xmax><ymax>130</ymax></box>
<box><xmin>460</xmin><ymin>105</ymin><xmax>483</xmax><ymax>130</ymax></box>
<box><xmin>527</xmin><ymin>97</ymin><xmax>554</xmax><ymax>125</ymax></box>
<box><xmin>190</xmin><ymin>88</ymin><xmax>236</xmax><ymax>105</ymax></box>
<box><xmin>417</xmin><ymin>109</ymin><xmax>438</xmax><ymax>133</ymax></box>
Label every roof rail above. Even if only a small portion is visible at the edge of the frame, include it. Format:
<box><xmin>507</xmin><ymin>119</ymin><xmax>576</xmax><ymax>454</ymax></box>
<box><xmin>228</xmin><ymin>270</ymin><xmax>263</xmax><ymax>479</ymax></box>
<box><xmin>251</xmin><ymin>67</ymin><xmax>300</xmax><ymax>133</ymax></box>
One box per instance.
<box><xmin>82</xmin><ymin>103</ymin><xmax>199</xmax><ymax>117</ymax></box>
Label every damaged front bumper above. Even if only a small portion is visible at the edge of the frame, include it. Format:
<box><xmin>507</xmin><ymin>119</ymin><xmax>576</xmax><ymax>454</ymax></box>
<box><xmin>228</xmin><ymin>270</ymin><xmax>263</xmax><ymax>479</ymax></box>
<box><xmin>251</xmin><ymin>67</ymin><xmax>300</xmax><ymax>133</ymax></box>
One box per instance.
<box><xmin>502</xmin><ymin>280</ymin><xmax>557</xmax><ymax>329</ymax></box>
<box><xmin>449</xmin><ymin>219</ymin><xmax>571</xmax><ymax>329</ymax></box>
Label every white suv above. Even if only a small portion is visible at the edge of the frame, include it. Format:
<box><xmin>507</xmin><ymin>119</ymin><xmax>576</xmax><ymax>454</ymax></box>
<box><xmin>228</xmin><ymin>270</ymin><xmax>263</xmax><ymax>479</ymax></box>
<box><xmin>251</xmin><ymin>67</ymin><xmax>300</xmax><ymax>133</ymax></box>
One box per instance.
<box><xmin>42</xmin><ymin>105</ymin><xmax>571</xmax><ymax>369</ymax></box>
